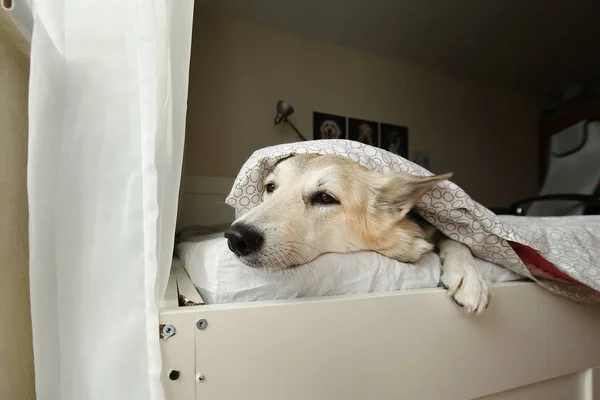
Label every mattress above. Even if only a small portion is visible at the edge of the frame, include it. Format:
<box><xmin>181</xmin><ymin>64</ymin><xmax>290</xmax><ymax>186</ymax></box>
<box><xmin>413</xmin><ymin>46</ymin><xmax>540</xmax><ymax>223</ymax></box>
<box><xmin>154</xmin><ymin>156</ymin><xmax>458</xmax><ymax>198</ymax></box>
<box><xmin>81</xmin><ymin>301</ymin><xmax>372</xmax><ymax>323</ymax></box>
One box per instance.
<box><xmin>175</xmin><ymin>233</ymin><xmax>524</xmax><ymax>304</ymax></box>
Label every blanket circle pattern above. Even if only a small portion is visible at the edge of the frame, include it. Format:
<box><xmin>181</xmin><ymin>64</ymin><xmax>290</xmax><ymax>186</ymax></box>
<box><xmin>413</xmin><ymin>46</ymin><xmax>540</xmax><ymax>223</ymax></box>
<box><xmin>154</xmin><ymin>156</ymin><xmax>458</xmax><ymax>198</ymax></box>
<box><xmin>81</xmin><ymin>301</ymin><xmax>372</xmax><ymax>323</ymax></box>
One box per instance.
<box><xmin>225</xmin><ymin>139</ymin><xmax>600</xmax><ymax>302</ymax></box>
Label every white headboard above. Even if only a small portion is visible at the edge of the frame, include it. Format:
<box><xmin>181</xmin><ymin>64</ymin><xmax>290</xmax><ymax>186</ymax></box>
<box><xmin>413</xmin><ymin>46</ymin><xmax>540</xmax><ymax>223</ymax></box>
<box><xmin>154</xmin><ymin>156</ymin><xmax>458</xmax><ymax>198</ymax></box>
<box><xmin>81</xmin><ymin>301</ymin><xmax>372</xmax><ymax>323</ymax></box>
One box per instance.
<box><xmin>176</xmin><ymin>175</ymin><xmax>236</xmax><ymax>230</ymax></box>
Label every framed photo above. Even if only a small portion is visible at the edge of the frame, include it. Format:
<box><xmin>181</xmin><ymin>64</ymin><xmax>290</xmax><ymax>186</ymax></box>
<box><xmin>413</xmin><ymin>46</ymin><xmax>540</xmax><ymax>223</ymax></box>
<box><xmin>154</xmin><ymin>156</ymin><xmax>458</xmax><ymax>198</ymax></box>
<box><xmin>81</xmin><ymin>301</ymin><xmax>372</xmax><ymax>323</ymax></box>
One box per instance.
<box><xmin>380</xmin><ymin>123</ymin><xmax>408</xmax><ymax>158</ymax></box>
<box><xmin>348</xmin><ymin>118</ymin><xmax>379</xmax><ymax>147</ymax></box>
<box><xmin>313</xmin><ymin>112</ymin><xmax>346</xmax><ymax>140</ymax></box>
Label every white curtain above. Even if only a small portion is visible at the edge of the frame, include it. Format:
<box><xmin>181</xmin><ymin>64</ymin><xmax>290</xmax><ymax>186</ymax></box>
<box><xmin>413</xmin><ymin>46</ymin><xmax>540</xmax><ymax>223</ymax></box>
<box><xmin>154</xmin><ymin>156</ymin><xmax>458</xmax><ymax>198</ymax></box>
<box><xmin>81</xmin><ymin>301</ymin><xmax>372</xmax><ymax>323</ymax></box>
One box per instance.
<box><xmin>27</xmin><ymin>1</ymin><xmax>194</xmax><ymax>399</ymax></box>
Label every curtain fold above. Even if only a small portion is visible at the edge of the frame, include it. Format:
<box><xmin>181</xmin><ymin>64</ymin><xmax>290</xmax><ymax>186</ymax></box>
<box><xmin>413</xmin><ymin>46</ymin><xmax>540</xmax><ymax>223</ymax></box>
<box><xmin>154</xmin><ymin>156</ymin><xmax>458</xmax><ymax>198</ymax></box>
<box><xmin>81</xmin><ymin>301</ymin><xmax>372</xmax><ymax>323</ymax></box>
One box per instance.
<box><xmin>27</xmin><ymin>1</ymin><xmax>194</xmax><ymax>398</ymax></box>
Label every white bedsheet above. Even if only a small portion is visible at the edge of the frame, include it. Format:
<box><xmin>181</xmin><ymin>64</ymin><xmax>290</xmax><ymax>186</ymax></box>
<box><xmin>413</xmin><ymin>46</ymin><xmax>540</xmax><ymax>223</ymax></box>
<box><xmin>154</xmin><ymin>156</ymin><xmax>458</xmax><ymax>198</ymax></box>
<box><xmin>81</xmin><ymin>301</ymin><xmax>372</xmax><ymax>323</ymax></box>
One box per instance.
<box><xmin>175</xmin><ymin>234</ymin><xmax>523</xmax><ymax>304</ymax></box>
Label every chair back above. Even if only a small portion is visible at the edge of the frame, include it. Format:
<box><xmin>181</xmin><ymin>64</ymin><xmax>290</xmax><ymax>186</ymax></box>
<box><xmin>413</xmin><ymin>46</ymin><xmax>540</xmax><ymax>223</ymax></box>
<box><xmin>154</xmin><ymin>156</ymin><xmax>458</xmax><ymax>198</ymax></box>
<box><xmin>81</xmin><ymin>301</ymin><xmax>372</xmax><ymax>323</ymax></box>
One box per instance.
<box><xmin>527</xmin><ymin>120</ymin><xmax>600</xmax><ymax>216</ymax></box>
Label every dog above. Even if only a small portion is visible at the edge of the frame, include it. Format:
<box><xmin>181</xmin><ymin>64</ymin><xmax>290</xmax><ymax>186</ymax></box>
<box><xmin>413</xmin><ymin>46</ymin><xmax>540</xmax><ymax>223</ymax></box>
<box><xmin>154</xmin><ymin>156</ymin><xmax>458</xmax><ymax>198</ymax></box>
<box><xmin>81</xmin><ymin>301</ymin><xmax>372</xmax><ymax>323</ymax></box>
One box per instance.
<box><xmin>357</xmin><ymin>123</ymin><xmax>374</xmax><ymax>145</ymax></box>
<box><xmin>388</xmin><ymin>131</ymin><xmax>401</xmax><ymax>154</ymax></box>
<box><xmin>225</xmin><ymin>154</ymin><xmax>490</xmax><ymax>314</ymax></box>
<box><xmin>319</xmin><ymin>120</ymin><xmax>343</xmax><ymax>139</ymax></box>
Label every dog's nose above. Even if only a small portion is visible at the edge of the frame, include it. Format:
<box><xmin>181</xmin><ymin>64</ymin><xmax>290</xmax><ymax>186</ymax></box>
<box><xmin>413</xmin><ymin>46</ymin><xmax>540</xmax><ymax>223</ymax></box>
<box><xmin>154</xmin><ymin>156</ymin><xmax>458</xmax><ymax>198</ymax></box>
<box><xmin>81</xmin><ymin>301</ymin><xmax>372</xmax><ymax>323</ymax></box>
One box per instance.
<box><xmin>224</xmin><ymin>223</ymin><xmax>264</xmax><ymax>256</ymax></box>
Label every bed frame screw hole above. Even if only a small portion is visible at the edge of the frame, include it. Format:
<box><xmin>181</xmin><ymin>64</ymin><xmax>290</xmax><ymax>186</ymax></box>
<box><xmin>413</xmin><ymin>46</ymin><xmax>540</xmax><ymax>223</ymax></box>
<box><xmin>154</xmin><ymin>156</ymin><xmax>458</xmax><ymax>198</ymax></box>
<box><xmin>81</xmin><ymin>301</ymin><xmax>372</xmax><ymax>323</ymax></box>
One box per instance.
<box><xmin>196</xmin><ymin>319</ymin><xmax>207</xmax><ymax>330</ymax></box>
<box><xmin>168</xmin><ymin>370</ymin><xmax>180</xmax><ymax>381</ymax></box>
<box><xmin>196</xmin><ymin>374</ymin><xmax>205</xmax><ymax>383</ymax></box>
<box><xmin>161</xmin><ymin>324</ymin><xmax>176</xmax><ymax>340</ymax></box>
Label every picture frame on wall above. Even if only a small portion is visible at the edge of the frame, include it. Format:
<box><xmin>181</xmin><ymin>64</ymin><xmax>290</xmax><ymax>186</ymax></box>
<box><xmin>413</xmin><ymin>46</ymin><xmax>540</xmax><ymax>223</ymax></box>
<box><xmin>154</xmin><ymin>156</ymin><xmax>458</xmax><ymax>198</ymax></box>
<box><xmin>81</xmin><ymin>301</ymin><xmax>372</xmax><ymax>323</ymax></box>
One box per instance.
<box><xmin>380</xmin><ymin>123</ymin><xmax>408</xmax><ymax>158</ymax></box>
<box><xmin>313</xmin><ymin>112</ymin><xmax>346</xmax><ymax>140</ymax></box>
<box><xmin>348</xmin><ymin>118</ymin><xmax>379</xmax><ymax>147</ymax></box>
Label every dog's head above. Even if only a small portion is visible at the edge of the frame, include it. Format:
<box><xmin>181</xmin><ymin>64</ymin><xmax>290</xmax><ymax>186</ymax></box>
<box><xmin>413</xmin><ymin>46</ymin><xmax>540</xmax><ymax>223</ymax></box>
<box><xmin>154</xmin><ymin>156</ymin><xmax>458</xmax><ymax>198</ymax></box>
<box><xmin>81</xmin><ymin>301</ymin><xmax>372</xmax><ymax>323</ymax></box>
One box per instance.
<box><xmin>320</xmin><ymin>120</ymin><xmax>342</xmax><ymax>139</ymax></box>
<box><xmin>225</xmin><ymin>154</ymin><xmax>451</xmax><ymax>269</ymax></box>
<box><xmin>357</xmin><ymin>123</ymin><xmax>373</xmax><ymax>144</ymax></box>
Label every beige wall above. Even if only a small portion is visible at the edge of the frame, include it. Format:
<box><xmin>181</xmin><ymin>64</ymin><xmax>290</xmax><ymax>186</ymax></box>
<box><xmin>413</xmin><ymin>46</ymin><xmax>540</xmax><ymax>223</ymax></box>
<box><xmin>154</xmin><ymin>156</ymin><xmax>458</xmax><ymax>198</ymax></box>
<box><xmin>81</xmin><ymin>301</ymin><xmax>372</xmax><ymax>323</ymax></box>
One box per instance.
<box><xmin>0</xmin><ymin>11</ymin><xmax>35</xmax><ymax>400</ymax></box>
<box><xmin>185</xmin><ymin>12</ymin><xmax>543</xmax><ymax>207</ymax></box>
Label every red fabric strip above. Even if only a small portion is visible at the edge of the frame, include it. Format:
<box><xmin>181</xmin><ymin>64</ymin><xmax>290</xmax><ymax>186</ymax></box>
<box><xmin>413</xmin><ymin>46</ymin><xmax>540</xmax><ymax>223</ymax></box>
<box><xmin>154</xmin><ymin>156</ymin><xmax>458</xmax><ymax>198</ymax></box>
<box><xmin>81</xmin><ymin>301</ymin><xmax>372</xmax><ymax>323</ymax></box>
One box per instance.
<box><xmin>508</xmin><ymin>241</ymin><xmax>582</xmax><ymax>284</ymax></box>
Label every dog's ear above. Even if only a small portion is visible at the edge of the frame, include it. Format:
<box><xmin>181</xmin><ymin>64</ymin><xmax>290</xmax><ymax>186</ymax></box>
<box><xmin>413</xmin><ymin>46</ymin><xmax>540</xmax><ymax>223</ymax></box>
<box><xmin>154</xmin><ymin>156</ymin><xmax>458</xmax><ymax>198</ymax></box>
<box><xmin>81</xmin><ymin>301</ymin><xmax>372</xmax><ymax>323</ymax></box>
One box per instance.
<box><xmin>375</xmin><ymin>172</ymin><xmax>453</xmax><ymax>218</ymax></box>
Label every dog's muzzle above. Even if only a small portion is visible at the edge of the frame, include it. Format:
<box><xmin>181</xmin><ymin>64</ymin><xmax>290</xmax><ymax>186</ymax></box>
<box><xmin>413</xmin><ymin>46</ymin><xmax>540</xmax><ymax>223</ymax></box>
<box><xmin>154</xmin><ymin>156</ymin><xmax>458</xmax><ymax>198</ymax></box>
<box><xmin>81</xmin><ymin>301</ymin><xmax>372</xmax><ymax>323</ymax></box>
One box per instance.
<box><xmin>224</xmin><ymin>223</ymin><xmax>264</xmax><ymax>257</ymax></box>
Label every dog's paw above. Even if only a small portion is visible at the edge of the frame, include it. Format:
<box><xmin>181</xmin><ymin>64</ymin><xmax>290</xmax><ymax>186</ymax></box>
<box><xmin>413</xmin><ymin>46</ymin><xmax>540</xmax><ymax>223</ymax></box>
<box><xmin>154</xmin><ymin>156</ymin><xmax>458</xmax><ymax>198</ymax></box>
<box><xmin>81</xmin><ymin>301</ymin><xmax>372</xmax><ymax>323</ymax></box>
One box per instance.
<box><xmin>440</xmin><ymin>265</ymin><xmax>490</xmax><ymax>315</ymax></box>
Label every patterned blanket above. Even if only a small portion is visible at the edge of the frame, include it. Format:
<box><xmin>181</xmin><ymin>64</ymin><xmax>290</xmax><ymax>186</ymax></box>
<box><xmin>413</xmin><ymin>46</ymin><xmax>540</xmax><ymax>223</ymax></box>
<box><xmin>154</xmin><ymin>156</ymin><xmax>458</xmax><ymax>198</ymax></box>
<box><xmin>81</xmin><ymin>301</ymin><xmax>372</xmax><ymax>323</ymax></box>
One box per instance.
<box><xmin>225</xmin><ymin>140</ymin><xmax>600</xmax><ymax>303</ymax></box>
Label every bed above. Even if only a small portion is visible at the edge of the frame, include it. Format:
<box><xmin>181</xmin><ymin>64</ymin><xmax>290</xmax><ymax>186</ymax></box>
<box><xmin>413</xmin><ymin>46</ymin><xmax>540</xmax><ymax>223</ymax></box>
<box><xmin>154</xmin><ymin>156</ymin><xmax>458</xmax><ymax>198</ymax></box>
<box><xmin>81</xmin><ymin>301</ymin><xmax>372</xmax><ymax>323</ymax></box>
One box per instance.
<box><xmin>159</xmin><ymin>169</ymin><xmax>600</xmax><ymax>400</ymax></box>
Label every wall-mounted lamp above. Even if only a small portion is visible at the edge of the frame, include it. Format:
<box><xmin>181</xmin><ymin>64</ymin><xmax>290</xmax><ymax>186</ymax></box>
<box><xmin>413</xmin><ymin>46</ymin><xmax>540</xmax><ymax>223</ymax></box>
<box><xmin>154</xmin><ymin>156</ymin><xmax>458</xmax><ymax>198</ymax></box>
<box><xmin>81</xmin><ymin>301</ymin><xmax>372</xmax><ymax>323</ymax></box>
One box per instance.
<box><xmin>273</xmin><ymin>100</ymin><xmax>307</xmax><ymax>141</ymax></box>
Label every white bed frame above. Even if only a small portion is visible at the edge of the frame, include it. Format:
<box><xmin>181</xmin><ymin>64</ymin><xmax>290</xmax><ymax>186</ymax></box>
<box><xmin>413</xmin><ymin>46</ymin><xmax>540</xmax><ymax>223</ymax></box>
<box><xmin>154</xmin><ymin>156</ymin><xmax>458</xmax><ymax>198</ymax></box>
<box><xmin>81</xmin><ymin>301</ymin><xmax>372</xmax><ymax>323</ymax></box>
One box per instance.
<box><xmin>160</xmin><ymin>175</ymin><xmax>600</xmax><ymax>400</ymax></box>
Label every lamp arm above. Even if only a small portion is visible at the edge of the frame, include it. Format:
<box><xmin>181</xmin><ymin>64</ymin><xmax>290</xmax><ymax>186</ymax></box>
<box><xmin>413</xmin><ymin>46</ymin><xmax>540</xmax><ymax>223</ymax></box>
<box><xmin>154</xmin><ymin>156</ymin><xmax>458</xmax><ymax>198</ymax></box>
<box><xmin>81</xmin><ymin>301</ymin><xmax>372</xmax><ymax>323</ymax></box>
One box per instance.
<box><xmin>284</xmin><ymin>118</ymin><xmax>308</xmax><ymax>141</ymax></box>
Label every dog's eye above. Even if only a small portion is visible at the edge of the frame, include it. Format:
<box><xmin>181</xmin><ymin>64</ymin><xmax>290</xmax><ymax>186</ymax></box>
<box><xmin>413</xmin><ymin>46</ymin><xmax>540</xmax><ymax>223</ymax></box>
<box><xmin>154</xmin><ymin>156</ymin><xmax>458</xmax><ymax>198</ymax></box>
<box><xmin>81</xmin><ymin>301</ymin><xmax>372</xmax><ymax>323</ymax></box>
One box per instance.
<box><xmin>265</xmin><ymin>183</ymin><xmax>276</xmax><ymax>193</ymax></box>
<box><xmin>311</xmin><ymin>191</ymin><xmax>339</xmax><ymax>205</ymax></box>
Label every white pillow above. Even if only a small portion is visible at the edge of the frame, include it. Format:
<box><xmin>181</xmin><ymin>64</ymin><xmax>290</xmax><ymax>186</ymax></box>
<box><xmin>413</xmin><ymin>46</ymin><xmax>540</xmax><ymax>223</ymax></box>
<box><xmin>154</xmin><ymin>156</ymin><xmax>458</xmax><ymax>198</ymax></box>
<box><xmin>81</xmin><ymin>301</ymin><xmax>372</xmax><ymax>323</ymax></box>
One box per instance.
<box><xmin>175</xmin><ymin>234</ymin><xmax>523</xmax><ymax>304</ymax></box>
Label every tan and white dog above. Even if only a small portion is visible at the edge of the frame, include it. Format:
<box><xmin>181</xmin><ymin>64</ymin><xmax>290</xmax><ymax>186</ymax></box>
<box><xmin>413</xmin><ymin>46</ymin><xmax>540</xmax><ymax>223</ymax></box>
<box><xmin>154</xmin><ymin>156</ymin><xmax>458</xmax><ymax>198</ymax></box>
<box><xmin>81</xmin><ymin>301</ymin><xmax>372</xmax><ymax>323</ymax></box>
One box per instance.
<box><xmin>225</xmin><ymin>154</ymin><xmax>490</xmax><ymax>314</ymax></box>
<box><xmin>357</xmin><ymin>123</ymin><xmax>374</xmax><ymax>144</ymax></box>
<box><xmin>319</xmin><ymin>120</ymin><xmax>343</xmax><ymax>139</ymax></box>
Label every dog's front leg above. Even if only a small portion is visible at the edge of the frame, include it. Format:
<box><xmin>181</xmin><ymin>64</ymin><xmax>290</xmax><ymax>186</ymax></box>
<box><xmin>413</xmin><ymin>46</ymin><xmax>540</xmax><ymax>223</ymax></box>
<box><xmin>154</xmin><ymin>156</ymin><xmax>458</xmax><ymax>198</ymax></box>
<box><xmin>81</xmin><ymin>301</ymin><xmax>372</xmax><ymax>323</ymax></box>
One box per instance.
<box><xmin>438</xmin><ymin>237</ymin><xmax>490</xmax><ymax>314</ymax></box>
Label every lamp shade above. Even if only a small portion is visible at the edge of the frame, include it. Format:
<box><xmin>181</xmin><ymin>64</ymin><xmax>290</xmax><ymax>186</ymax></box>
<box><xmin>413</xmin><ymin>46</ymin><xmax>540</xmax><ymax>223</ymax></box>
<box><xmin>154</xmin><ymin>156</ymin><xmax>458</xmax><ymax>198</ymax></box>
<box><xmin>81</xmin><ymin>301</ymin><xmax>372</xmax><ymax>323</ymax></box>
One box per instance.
<box><xmin>274</xmin><ymin>100</ymin><xmax>294</xmax><ymax>124</ymax></box>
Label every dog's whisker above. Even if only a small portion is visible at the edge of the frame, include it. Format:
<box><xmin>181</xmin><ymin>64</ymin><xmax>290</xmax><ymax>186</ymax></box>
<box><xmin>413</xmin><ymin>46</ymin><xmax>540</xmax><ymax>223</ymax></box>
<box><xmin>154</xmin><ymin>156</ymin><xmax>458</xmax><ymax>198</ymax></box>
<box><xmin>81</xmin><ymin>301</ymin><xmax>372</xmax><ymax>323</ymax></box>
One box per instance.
<box><xmin>286</xmin><ymin>246</ymin><xmax>319</xmax><ymax>283</ymax></box>
<box><xmin>287</xmin><ymin>240</ymin><xmax>320</xmax><ymax>252</ymax></box>
<box><xmin>344</xmin><ymin>240</ymin><xmax>372</xmax><ymax>270</ymax></box>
